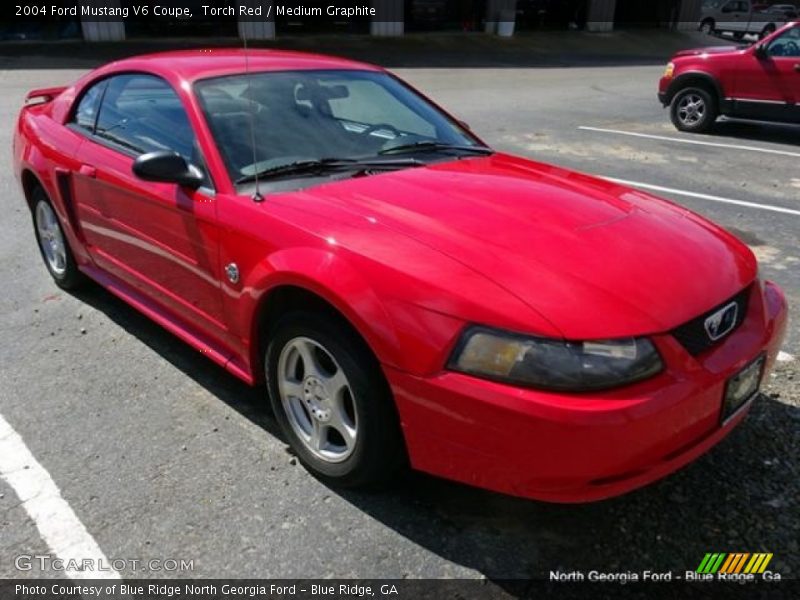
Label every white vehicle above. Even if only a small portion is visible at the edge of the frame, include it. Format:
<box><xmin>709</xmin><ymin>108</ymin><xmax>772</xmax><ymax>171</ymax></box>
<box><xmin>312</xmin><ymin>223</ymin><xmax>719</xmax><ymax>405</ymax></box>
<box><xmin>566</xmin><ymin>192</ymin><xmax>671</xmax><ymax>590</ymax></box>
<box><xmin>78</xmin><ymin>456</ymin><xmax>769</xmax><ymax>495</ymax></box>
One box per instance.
<box><xmin>766</xmin><ymin>4</ymin><xmax>798</xmax><ymax>18</ymax></box>
<box><xmin>700</xmin><ymin>0</ymin><xmax>789</xmax><ymax>39</ymax></box>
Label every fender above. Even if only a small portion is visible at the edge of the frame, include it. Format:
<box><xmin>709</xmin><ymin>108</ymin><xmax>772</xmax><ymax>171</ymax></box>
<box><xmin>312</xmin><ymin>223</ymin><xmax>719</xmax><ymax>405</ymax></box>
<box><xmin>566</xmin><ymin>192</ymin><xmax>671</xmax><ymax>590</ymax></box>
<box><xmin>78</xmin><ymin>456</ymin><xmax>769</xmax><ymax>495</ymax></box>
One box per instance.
<box><xmin>231</xmin><ymin>247</ymin><xmax>408</xmax><ymax>381</ymax></box>
<box><xmin>17</xmin><ymin>115</ymin><xmax>91</xmax><ymax>265</ymax></box>
<box><xmin>18</xmin><ymin>125</ymin><xmax>58</xmax><ymax>208</ymax></box>
<box><xmin>664</xmin><ymin>71</ymin><xmax>727</xmax><ymax>110</ymax></box>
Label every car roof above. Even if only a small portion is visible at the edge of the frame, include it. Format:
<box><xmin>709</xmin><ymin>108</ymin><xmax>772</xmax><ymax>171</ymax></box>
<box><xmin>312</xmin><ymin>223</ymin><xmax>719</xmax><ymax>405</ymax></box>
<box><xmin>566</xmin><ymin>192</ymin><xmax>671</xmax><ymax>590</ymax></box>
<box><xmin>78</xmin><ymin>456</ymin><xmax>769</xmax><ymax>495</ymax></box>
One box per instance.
<box><xmin>102</xmin><ymin>49</ymin><xmax>383</xmax><ymax>83</ymax></box>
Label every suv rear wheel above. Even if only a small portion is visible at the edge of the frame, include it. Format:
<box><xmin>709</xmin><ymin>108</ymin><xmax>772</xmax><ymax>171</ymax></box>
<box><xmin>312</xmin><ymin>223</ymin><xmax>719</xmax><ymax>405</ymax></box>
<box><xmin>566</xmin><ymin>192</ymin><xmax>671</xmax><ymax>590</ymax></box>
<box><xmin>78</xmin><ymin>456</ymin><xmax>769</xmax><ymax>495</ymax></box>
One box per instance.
<box><xmin>700</xmin><ymin>19</ymin><xmax>715</xmax><ymax>35</ymax></box>
<box><xmin>670</xmin><ymin>87</ymin><xmax>718</xmax><ymax>133</ymax></box>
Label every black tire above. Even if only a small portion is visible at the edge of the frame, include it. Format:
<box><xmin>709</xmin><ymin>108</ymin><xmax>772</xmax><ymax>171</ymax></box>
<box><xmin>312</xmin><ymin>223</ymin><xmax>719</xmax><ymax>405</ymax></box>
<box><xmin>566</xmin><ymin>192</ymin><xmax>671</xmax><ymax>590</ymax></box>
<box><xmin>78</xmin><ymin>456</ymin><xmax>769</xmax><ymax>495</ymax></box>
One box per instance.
<box><xmin>670</xmin><ymin>87</ymin><xmax>718</xmax><ymax>133</ymax></box>
<box><xmin>700</xmin><ymin>19</ymin><xmax>715</xmax><ymax>35</ymax></box>
<box><xmin>760</xmin><ymin>24</ymin><xmax>776</xmax><ymax>40</ymax></box>
<box><xmin>31</xmin><ymin>187</ymin><xmax>85</xmax><ymax>290</ymax></box>
<box><xmin>265</xmin><ymin>310</ymin><xmax>405</xmax><ymax>488</ymax></box>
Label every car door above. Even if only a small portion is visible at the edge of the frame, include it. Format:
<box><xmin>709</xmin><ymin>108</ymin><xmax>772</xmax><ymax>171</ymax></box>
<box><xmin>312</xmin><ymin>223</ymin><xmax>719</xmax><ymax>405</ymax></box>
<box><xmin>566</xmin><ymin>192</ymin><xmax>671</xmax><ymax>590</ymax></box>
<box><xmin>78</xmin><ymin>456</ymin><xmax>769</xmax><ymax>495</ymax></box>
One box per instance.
<box><xmin>730</xmin><ymin>25</ymin><xmax>800</xmax><ymax>122</ymax></box>
<box><xmin>67</xmin><ymin>79</ymin><xmax>111</xmax><ymax>251</ymax></box>
<box><xmin>70</xmin><ymin>73</ymin><xmax>231</xmax><ymax>346</ymax></box>
<box><xmin>719</xmin><ymin>0</ymin><xmax>748</xmax><ymax>32</ymax></box>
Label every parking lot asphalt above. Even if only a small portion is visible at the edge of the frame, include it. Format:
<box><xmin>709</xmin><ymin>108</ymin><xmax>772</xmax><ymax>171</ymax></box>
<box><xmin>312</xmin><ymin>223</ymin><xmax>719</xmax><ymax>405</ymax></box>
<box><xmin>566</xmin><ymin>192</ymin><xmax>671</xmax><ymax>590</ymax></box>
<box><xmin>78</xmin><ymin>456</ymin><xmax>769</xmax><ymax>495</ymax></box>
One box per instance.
<box><xmin>1</xmin><ymin>48</ymin><xmax>798</xmax><ymax>587</ymax></box>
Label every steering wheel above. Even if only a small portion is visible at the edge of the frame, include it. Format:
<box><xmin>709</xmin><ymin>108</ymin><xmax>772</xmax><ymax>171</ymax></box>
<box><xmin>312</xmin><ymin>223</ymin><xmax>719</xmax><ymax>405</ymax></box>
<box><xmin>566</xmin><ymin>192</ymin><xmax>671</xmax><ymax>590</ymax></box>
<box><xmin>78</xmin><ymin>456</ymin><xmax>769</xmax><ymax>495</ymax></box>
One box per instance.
<box><xmin>360</xmin><ymin>123</ymin><xmax>402</xmax><ymax>138</ymax></box>
<box><xmin>784</xmin><ymin>41</ymin><xmax>800</xmax><ymax>56</ymax></box>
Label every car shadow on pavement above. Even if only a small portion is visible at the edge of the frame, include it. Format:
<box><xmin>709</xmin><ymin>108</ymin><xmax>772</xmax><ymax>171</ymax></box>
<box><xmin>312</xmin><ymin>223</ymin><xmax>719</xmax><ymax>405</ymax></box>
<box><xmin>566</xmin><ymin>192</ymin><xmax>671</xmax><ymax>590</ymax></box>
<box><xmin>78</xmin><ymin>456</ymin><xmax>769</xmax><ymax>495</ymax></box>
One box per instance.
<box><xmin>70</xmin><ymin>282</ymin><xmax>799</xmax><ymax>584</ymax></box>
<box><xmin>709</xmin><ymin>119</ymin><xmax>800</xmax><ymax>147</ymax></box>
<box><xmin>70</xmin><ymin>283</ymin><xmax>283</xmax><ymax>442</ymax></box>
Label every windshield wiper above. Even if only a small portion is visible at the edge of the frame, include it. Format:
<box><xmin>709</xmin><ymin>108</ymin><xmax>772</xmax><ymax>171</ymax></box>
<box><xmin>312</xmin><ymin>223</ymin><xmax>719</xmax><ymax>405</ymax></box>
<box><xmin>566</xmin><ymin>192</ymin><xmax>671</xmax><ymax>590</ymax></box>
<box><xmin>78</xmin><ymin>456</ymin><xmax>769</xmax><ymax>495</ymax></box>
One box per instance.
<box><xmin>235</xmin><ymin>157</ymin><xmax>422</xmax><ymax>185</ymax></box>
<box><xmin>378</xmin><ymin>141</ymin><xmax>494</xmax><ymax>156</ymax></box>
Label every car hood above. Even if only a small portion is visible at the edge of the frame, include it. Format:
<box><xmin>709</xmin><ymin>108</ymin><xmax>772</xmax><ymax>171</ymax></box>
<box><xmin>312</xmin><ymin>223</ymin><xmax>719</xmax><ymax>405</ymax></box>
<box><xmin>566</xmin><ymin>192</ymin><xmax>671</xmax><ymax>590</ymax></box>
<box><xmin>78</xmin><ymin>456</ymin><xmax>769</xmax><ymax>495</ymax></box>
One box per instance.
<box><xmin>289</xmin><ymin>153</ymin><xmax>756</xmax><ymax>339</ymax></box>
<box><xmin>673</xmin><ymin>45</ymin><xmax>744</xmax><ymax>58</ymax></box>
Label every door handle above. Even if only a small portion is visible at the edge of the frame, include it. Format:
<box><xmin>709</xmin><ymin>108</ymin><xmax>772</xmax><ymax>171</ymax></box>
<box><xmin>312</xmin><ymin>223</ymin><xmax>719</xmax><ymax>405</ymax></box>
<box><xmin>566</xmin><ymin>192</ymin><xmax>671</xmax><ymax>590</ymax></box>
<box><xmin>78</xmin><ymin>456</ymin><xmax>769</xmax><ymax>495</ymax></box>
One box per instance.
<box><xmin>78</xmin><ymin>164</ymin><xmax>96</xmax><ymax>178</ymax></box>
<box><xmin>794</xmin><ymin>64</ymin><xmax>800</xmax><ymax>72</ymax></box>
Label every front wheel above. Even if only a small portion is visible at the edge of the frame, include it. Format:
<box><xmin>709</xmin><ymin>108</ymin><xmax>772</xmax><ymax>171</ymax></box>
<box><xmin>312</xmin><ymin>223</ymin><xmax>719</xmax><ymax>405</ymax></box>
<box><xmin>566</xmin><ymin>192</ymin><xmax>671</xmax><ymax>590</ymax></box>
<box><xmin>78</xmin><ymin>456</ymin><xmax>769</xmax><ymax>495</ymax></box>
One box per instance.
<box><xmin>265</xmin><ymin>311</ymin><xmax>405</xmax><ymax>488</ymax></box>
<box><xmin>670</xmin><ymin>87</ymin><xmax>718</xmax><ymax>133</ymax></box>
<box><xmin>700</xmin><ymin>19</ymin><xmax>715</xmax><ymax>35</ymax></box>
<box><xmin>32</xmin><ymin>188</ymin><xmax>85</xmax><ymax>290</ymax></box>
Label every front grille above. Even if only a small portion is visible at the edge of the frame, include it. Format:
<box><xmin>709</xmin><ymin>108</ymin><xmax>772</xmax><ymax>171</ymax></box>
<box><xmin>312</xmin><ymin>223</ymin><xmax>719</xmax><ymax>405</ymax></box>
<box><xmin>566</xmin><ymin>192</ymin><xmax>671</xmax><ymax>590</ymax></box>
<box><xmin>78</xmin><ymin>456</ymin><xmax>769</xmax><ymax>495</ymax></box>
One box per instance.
<box><xmin>671</xmin><ymin>287</ymin><xmax>751</xmax><ymax>356</ymax></box>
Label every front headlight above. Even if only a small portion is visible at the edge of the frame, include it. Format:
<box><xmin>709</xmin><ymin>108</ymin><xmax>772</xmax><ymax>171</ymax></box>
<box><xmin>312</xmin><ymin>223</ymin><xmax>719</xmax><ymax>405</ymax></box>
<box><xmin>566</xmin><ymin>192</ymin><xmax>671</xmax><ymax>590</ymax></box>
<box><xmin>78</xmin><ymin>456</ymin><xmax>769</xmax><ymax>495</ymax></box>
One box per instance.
<box><xmin>664</xmin><ymin>62</ymin><xmax>675</xmax><ymax>78</ymax></box>
<box><xmin>448</xmin><ymin>326</ymin><xmax>663</xmax><ymax>392</ymax></box>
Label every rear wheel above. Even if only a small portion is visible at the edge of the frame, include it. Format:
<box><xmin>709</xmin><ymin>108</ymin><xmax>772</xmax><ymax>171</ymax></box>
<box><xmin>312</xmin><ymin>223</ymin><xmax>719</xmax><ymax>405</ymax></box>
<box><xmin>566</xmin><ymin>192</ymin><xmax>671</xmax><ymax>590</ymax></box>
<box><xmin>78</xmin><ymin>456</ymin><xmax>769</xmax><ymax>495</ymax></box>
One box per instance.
<box><xmin>265</xmin><ymin>310</ymin><xmax>405</xmax><ymax>488</ymax></box>
<box><xmin>700</xmin><ymin>19</ymin><xmax>715</xmax><ymax>35</ymax></box>
<box><xmin>760</xmin><ymin>24</ymin><xmax>776</xmax><ymax>40</ymax></box>
<box><xmin>32</xmin><ymin>188</ymin><xmax>84</xmax><ymax>290</ymax></box>
<box><xmin>670</xmin><ymin>87</ymin><xmax>718</xmax><ymax>133</ymax></box>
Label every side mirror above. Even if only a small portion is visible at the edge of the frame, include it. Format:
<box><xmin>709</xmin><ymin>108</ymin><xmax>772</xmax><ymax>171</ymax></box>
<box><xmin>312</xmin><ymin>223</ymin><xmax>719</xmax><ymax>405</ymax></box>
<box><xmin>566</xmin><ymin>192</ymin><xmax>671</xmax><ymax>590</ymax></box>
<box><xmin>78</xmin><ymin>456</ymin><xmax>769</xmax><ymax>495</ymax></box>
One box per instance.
<box><xmin>754</xmin><ymin>44</ymin><xmax>769</xmax><ymax>59</ymax></box>
<box><xmin>132</xmin><ymin>151</ymin><xmax>204</xmax><ymax>188</ymax></box>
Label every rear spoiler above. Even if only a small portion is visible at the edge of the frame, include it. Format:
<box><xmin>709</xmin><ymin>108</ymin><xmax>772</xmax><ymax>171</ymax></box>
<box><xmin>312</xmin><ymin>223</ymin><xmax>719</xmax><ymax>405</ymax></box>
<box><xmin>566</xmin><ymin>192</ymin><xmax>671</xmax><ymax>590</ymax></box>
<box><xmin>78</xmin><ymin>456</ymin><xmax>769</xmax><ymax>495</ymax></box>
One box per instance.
<box><xmin>25</xmin><ymin>86</ymin><xmax>67</xmax><ymax>104</ymax></box>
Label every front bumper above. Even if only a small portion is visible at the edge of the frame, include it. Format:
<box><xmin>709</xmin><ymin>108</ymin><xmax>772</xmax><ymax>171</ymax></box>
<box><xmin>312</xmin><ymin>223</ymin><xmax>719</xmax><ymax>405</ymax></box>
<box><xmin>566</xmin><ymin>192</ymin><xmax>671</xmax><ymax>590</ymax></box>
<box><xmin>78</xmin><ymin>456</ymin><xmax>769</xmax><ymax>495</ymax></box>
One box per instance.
<box><xmin>658</xmin><ymin>77</ymin><xmax>671</xmax><ymax>105</ymax></box>
<box><xmin>387</xmin><ymin>281</ymin><xmax>788</xmax><ymax>503</ymax></box>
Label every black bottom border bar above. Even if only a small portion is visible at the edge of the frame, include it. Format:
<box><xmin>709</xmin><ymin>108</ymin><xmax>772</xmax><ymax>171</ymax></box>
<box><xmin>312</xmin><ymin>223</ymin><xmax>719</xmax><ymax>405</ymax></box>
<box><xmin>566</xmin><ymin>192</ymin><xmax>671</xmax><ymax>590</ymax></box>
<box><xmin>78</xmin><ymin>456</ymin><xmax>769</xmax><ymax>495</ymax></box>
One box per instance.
<box><xmin>1</xmin><ymin>579</ymin><xmax>798</xmax><ymax>600</ymax></box>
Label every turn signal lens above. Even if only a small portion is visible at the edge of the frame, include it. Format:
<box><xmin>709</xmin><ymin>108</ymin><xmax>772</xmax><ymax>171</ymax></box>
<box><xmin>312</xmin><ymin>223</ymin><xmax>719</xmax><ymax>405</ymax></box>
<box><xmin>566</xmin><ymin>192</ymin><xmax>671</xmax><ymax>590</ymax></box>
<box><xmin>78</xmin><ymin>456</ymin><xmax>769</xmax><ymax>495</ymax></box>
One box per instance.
<box><xmin>456</xmin><ymin>333</ymin><xmax>527</xmax><ymax>377</ymax></box>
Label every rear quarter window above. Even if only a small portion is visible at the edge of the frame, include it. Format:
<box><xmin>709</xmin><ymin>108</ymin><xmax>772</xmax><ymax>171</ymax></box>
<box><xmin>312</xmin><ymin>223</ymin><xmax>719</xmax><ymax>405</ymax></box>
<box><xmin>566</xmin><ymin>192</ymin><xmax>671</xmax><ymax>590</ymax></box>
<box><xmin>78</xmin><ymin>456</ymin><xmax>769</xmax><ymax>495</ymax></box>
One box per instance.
<box><xmin>72</xmin><ymin>81</ymin><xmax>107</xmax><ymax>132</ymax></box>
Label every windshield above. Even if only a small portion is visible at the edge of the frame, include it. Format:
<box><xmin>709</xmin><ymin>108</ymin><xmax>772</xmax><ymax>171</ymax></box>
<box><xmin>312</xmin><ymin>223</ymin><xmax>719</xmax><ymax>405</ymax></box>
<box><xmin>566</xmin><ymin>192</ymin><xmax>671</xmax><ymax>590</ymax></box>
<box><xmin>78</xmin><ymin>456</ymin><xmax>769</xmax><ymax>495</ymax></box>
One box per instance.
<box><xmin>195</xmin><ymin>69</ymin><xmax>483</xmax><ymax>186</ymax></box>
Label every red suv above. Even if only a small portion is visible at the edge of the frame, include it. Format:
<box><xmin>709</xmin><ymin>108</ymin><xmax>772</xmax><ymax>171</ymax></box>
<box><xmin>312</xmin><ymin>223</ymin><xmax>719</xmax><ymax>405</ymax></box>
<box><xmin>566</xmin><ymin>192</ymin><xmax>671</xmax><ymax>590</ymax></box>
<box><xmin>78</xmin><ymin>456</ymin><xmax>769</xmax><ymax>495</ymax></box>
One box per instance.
<box><xmin>659</xmin><ymin>22</ymin><xmax>800</xmax><ymax>132</ymax></box>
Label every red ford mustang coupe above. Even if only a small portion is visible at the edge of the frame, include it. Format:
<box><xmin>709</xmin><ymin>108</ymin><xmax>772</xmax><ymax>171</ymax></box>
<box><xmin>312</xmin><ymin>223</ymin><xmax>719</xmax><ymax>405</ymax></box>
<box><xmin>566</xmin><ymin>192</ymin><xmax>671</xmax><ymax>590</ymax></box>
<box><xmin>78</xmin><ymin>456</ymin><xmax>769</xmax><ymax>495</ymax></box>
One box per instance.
<box><xmin>14</xmin><ymin>50</ymin><xmax>787</xmax><ymax>502</ymax></box>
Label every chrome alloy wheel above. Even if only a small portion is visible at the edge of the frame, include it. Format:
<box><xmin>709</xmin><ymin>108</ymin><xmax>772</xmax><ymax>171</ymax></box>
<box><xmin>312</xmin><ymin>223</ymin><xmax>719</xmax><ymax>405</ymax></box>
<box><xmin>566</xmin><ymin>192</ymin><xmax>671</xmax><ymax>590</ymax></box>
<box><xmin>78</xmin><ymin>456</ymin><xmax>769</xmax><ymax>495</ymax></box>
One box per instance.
<box><xmin>277</xmin><ymin>336</ymin><xmax>358</xmax><ymax>463</ymax></box>
<box><xmin>35</xmin><ymin>201</ymin><xmax>67</xmax><ymax>276</ymax></box>
<box><xmin>677</xmin><ymin>93</ymin><xmax>706</xmax><ymax>127</ymax></box>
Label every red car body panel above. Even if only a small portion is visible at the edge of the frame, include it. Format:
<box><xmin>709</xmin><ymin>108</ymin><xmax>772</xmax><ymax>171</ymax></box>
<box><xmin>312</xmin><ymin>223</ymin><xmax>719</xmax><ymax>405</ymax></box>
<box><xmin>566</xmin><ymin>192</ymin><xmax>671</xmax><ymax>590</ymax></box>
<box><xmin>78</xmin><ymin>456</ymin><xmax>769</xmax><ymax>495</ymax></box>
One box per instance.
<box><xmin>659</xmin><ymin>22</ymin><xmax>800</xmax><ymax>123</ymax></box>
<box><xmin>14</xmin><ymin>50</ymin><xmax>788</xmax><ymax>502</ymax></box>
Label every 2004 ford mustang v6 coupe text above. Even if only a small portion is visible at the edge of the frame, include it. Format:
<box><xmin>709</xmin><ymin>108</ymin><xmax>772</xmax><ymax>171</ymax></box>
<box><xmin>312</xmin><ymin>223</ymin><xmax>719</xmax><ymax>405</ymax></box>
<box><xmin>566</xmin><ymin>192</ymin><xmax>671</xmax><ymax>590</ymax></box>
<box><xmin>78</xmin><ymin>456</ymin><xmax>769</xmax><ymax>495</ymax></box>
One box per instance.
<box><xmin>14</xmin><ymin>50</ymin><xmax>787</xmax><ymax>502</ymax></box>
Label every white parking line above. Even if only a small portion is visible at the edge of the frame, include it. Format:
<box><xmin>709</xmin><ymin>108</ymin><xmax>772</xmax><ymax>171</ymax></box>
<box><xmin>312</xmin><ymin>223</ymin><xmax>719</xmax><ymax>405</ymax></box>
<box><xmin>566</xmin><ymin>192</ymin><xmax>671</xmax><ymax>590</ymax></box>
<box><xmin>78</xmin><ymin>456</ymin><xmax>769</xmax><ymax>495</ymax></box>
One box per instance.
<box><xmin>603</xmin><ymin>177</ymin><xmax>800</xmax><ymax>217</ymax></box>
<box><xmin>0</xmin><ymin>413</ymin><xmax>120</xmax><ymax>580</ymax></box>
<box><xmin>777</xmin><ymin>351</ymin><xmax>795</xmax><ymax>362</ymax></box>
<box><xmin>579</xmin><ymin>126</ymin><xmax>800</xmax><ymax>159</ymax></box>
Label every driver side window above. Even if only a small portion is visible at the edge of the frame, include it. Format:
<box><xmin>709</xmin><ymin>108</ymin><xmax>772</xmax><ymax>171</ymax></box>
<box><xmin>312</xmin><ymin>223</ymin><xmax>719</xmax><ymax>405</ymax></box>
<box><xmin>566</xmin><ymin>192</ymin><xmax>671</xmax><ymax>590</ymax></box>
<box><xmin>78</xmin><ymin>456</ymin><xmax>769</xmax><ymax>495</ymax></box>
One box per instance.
<box><xmin>768</xmin><ymin>27</ymin><xmax>800</xmax><ymax>57</ymax></box>
<box><xmin>95</xmin><ymin>74</ymin><xmax>196</xmax><ymax>161</ymax></box>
